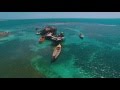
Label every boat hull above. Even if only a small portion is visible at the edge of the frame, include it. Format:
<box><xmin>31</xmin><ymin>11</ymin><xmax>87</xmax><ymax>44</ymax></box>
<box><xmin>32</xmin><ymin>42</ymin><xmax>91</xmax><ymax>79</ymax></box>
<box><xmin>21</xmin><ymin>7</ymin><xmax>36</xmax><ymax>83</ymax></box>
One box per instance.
<box><xmin>39</xmin><ymin>36</ymin><xmax>45</xmax><ymax>43</ymax></box>
<box><xmin>52</xmin><ymin>44</ymin><xmax>61</xmax><ymax>62</ymax></box>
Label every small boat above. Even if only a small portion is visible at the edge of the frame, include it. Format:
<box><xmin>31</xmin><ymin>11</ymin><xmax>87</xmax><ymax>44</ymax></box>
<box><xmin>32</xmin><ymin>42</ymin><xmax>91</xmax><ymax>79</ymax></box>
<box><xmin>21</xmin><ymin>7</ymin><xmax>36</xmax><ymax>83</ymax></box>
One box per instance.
<box><xmin>51</xmin><ymin>36</ymin><xmax>64</xmax><ymax>41</ymax></box>
<box><xmin>51</xmin><ymin>36</ymin><xmax>57</xmax><ymax>40</ymax></box>
<box><xmin>39</xmin><ymin>36</ymin><xmax>45</xmax><ymax>43</ymax></box>
<box><xmin>52</xmin><ymin>44</ymin><xmax>61</xmax><ymax>62</ymax></box>
<box><xmin>36</xmin><ymin>31</ymin><xmax>41</xmax><ymax>35</ymax></box>
<box><xmin>79</xmin><ymin>33</ymin><xmax>84</xmax><ymax>39</ymax></box>
<box><xmin>57</xmin><ymin>37</ymin><xmax>64</xmax><ymax>41</ymax></box>
<box><xmin>0</xmin><ymin>31</ymin><xmax>10</xmax><ymax>37</ymax></box>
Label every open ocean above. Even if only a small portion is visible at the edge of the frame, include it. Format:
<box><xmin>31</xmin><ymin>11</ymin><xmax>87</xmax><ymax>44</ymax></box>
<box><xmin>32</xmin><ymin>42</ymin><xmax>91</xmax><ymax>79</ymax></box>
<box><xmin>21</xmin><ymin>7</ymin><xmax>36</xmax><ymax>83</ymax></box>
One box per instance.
<box><xmin>0</xmin><ymin>18</ymin><xmax>120</xmax><ymax>78</ymax></box>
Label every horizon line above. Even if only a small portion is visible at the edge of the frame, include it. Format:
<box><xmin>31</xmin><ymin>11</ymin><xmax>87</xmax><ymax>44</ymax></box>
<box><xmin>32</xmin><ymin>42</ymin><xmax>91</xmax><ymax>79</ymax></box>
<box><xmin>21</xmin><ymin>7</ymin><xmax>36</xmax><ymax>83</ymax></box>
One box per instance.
<box><xmin>1</xmin><ymin>17</ymin><xmax>120</xmax><ymax>20</ymax></box>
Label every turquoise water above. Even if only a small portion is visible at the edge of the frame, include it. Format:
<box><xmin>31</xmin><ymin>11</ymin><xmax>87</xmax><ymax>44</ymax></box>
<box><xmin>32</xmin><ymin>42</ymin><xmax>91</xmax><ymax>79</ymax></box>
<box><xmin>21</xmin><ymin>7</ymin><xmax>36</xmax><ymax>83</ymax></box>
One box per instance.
<box><xmin>0</xmin><ymin>18</ymin><xmax>120</xmax><ymax>78</ymax></box>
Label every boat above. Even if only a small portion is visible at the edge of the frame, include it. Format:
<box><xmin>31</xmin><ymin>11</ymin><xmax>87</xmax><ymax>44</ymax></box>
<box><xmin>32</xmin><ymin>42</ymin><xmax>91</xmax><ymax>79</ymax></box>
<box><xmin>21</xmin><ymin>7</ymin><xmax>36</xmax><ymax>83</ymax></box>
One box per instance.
<box><xmin>51</xmin><ymin>36</ymin><xmax>57</xmax><ymax>40</ymax></box>
<box><xmin>39</xmin><ymin>36</ymin><xmax>45</xmax><ymax>43</ymax></box>
<box><xmin>0</xmin><ymin>31</ymin><xmax>10</xmax><ymax>37</ymax></box>
<box><xmin>36</xmin><ymin>31</ymin><xmax>41</xmax><ymax>35</ymax></box>
<box><xmin>51</xmin><ymin>36</ymin><xmax>64</xmax><ymax>41</ymax></box>
<box><xmin>52</xmin><ymin>44</ymin><xmax>61</xmax><ymax>62</ymax></box>
<box><xmin>79</xmin><ymin>33</ymin><xmax>84</xmax><ymax>39</ymax></box>
<box><xmin>57</xmin><ymin>37</ymin><xmax>64</xmax><ymax>41</ymax></box>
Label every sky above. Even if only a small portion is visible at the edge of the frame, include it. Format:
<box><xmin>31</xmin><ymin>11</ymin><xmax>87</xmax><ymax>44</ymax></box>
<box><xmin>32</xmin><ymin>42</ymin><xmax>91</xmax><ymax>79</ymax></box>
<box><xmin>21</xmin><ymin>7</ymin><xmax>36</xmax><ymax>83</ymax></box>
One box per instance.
<box><xmin>0</xmin><ymin>12</ymin><xmax>120</xmax><ymax>19</ymax></box>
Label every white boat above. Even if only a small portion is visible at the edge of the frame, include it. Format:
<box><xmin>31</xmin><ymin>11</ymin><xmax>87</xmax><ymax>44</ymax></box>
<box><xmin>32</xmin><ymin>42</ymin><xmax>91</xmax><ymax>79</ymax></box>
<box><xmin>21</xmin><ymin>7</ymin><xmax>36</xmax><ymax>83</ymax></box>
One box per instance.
<box><xmin>36</xmin><ymin>32</ymin><xmax>41</xmax><ymax>35</ymax></box>
<box><xmin>51</xmin><ymin>36</ymin><xmax>57</xmax><ymax>40</ymax></box>
<box><xmin>79</xmin><ymin>33</ymin><xmax>84</xmax><ymax>39</ymax></box>
<box><xmin>52</xmin><ymin>44</ymin><xmax>61</xmax><ymax>62</ymax></box>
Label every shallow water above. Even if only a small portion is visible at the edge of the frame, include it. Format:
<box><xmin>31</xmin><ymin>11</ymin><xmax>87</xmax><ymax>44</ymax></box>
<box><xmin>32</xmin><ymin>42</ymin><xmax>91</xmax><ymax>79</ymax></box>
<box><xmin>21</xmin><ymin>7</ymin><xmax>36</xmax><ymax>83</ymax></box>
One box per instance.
<box><xmin>0</xmin><ymin>19</ymin><xmax>120</xmax><ymax>78</ymax></box>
